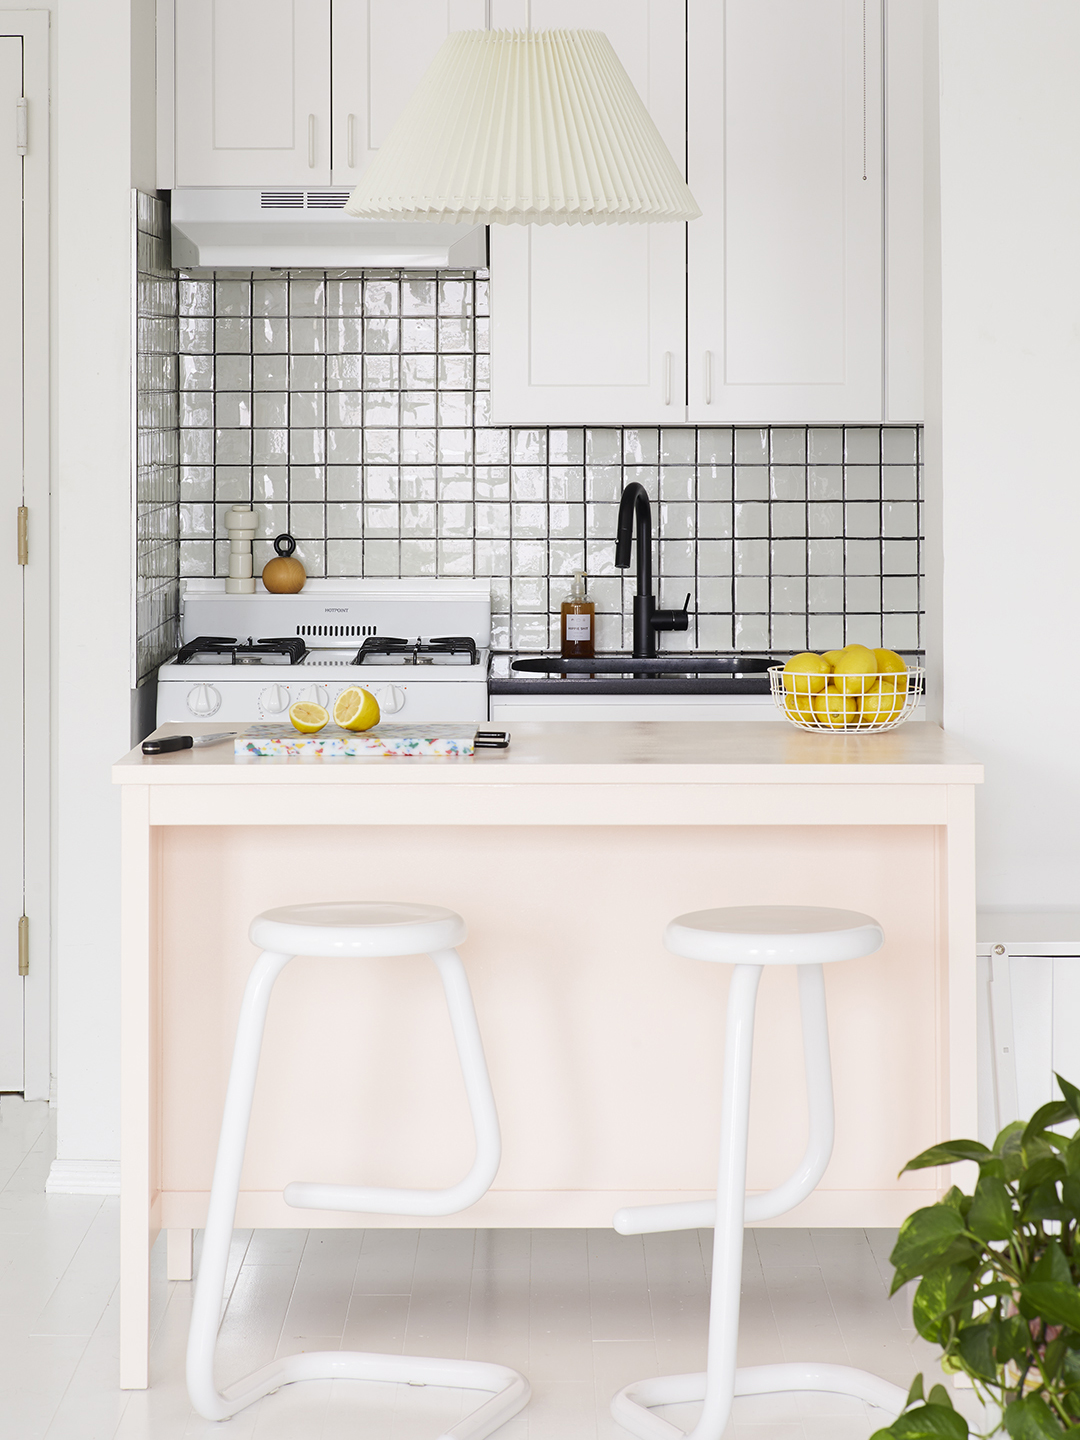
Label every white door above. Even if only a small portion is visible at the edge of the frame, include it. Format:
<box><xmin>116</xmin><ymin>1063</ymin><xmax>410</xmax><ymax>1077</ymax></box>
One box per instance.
<box><xmin>174</xmin><ymin>0</ymin><xmax>332</xmax><ymax>186</ymax></box>
<box><xmin>488</xmin><ymin>0</ymin><xmax>688</xmax><ymax>425</ymax></box>
<box><xmin>0</xmin><ymin>36</ymin><xmax>24</xmax><ymax>1090</ymax></box>
<box><xmin>331</xmin><ymin>0</ymin><xmax>486</xmax><ymax>187</ymax></box>
<box><xmin>687</xmin><ymin>0</ymin><xmax>884</xmax><ymax>423</ymax></box>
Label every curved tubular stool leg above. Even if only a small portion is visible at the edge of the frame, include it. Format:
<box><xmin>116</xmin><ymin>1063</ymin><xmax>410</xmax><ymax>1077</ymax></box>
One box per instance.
<box><xmin>285</xmin><ymin>948</ymin><xmax>501</xmax><ymax>1215</ymax></box>
<box><xmin>187</xmin><ymin>947</ymin><xmax>529</xmax><ymax>1435</ymax></box>
<box><xmin>610</xmin><ymin>963</ymin><xmax>907</xmax><ymax>1440</ymax></box>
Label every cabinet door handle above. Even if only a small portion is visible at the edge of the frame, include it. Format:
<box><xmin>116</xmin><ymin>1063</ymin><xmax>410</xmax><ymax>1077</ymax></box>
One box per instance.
<box><xmin>308</xmin><ymin>114</ymin><xmax>316</xmax><ymax>168</ymax></box>
<box><xmin>704</xmin><ymin>350</ymin><xmax>712</xmax><ymax>405</ymax></box>
<box><xmin>663</xmin><ymin>351</ymin><xmax>672</xmax><ymax>406</ymax></box>
<box><xmin>347</xmin><ymin>113</ymin><xmax>355</xmax><ymax>169</ymax></box>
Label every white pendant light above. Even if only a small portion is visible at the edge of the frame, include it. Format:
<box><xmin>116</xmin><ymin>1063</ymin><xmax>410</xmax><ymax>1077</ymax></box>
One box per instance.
<box><xmin>345</xmin><ymin>29</ymin><xmax>700</xmax><ymax>226</ymax></box>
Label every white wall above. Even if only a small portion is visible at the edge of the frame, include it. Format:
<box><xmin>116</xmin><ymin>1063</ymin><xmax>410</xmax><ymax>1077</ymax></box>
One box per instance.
<box><xmin>938</xmin><ymin>1</ymin><xmax>1080</xmax><ymax>909</ymax></box>
<box><xmin>49</xmin><ymin>0</ymin><xmax>154</xmax><ymax>1185</ymax></box>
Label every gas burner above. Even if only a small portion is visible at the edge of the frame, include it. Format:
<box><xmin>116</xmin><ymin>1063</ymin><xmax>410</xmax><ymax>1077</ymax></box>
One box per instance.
<box><xmin>176</xmin><ymin>635</ymin><xmax>310</xmax><ymax>665</ymax></box>
<box><xmin>353</xmin><ymin>635</ymin><xmax>479</xmax><ymax>666</ymax></box>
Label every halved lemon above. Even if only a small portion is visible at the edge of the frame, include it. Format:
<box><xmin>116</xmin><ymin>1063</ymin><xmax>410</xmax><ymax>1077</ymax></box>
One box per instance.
<box><xmin>288</xmin><ymin>700</ymin><xmax>329</xmax><ymax>734</ymax></box>
<box><xmin>333</xmin><ymin>686</ymin><xmax>380</xmax><ymax>732</ymax></box>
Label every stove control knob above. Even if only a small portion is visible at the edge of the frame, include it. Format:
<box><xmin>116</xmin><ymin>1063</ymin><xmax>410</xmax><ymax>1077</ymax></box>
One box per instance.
<box><xmin>186</xmin><ymin>683</ymin><xmax>221</xmax><ymax>718</ymax></box>
<box><xmin>297</xmin><ymin>683</ymin><xmax>329</xmax><ymax>708</ymax></box>
<box><xmin>258</xmin><ymin>684</ymin><xmax>290</xmax><ymax>715</ymax></box>
<box><xmin>373</xmin><ymin>684</ymin><xmax>406</xmax><ymax>715</ymax></box>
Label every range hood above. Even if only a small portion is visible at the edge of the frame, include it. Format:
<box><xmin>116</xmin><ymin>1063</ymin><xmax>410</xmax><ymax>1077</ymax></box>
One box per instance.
<box><xmin>168</xmin><ymin>189</ymin><xmax>488</xmax><ymax>270</ymax></box>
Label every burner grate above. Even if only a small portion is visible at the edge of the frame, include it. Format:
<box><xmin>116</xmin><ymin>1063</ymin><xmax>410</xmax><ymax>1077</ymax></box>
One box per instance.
<box><xmin>176</xmin><ymin>635</ymin><xmax>310</xmax><ymax>665</ymax></box>
<box><xmin>353</xmin><ymin>636</ymin><xmax>479</xmax><ymax>666</ymax></box>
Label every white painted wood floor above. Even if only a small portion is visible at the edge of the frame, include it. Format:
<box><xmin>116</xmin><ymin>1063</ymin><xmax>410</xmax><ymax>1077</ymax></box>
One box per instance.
<box><xmin>1</xmin><ymin>1096</ymin><xmax>983</xmax><ymax>1440</ymax></box>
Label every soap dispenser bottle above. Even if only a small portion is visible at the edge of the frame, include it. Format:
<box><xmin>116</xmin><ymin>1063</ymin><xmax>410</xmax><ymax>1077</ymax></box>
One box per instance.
<box><xmin>560</xmin><ymin>570</ymin><xmax>595</xmax><ymax>662</ymax></box>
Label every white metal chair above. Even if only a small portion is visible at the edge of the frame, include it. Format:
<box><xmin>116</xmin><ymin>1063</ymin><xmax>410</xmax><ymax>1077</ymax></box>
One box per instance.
<box><xmin>186</xmin><ymin>901</ymin><xmax>529</xmax><ymax>1439</ymax></box>
<box><xmin>611</xmin><ymin>905</ymin><xmax>908</xmax><ymax>1440</ymax></box>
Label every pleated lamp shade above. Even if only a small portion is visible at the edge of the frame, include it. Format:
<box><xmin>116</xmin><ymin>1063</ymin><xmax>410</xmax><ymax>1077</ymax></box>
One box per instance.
<box><xmin>344</xmin><ymin>29</ymin><xmax>700</xmax><ymax>226</ymax></box>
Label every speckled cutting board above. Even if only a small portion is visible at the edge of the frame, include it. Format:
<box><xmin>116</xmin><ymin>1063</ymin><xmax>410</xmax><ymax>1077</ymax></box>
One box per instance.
<box><xmin>234</xmin><ymin>723</ymin><xmax>484</xmax><ymax>758</ymax></box>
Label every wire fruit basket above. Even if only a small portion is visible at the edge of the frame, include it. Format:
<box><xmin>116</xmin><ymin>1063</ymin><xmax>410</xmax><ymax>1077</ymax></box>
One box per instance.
<box><xmin>768</xmin><ymin>665</ymin><xmax>924</xmax><ymax>733</ymax></box>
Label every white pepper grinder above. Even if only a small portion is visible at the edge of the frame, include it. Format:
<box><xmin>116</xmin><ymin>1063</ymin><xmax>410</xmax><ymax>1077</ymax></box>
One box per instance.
<box><xmin>224</xmin><ymin>505</ymin><xmax>256</xmax><ymax>594</ymax></box>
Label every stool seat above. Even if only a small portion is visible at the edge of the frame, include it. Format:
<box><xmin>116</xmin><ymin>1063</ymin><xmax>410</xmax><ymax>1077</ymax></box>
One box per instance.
<box><xmin>664</xmin><ymin>905</ymin><xmax>883</xmax><ymax>966</ymax></box>
<box><xmin>249</xmin><ymin>901</ymin><xmax>466</xmax><ymax>958</ymax></box>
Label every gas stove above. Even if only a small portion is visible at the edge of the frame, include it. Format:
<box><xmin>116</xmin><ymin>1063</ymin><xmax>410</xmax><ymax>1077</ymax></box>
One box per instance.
<box><xmin>155</xmin><ymin>580</ymin><xmax>491</xmax><ymax>725</ymax></box>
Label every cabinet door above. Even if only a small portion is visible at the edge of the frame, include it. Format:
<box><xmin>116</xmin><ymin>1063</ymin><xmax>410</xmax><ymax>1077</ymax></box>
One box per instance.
<box><xmin>688</xmin><ymin>0</ymin><xmax>883</xmax><ymax>423</ymax></box>
<box><xmin>331</xmin><ymin>1</ymin><xmax>486</xmax><ymax>187</ymax></box>
<box><xmin>488</xmin><ymin>0</ymin><xmax>687</xmax><ymax>425</ymax></box>
<box><xmin>174</xmin><ymin>0</ymin><xmax>331</xmax><ymax>186</ymax></box>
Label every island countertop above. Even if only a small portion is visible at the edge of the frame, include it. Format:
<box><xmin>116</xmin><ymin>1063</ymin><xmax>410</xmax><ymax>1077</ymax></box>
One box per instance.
<box><xmin>116</xmin><ymin>719</ymin><xmax>983</xmax><ymax>788</ymax></box>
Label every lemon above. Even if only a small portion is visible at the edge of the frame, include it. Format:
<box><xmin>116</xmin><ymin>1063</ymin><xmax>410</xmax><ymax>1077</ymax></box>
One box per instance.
<box><xmin>830</xmin><ymin>643</ymin><xmax>879</xmax><ymax>696</ymax></box>
<box><xmin>783</xmin><ymin>690</ymin><xmax>817</xmax><ymax>723</ymax></box>
<box><xmin>821</xmin><ymin>649</ymin><xmax>846</xmax><ymax>668</ymax></box>
<box><xmin>872</xmin><ymin>649</ymin><xmax>907</xmax><ymax>693</ymax></box>
<box><xmin>288</xmin><ymin>701</ymin><xmax>329</xmax><ymax>734</ymax></box>
<box><xmin>859</xmin><ymin>687</ymin><xmax>906</xmax><ymax>726</ymax></box>
<box><xmin>333</xmin><ymin>686</ymin><xmax>381</xmax><ymax>732</ymax></box>
<box><xmin>811</xmin><ymin>686</ymin><xmax>858</xmax><ymax>728</ymax></box>
<box><xmin>782</xmin><ymin>652</ymin><xmax>832</xmax><ymax>695</ymax></box>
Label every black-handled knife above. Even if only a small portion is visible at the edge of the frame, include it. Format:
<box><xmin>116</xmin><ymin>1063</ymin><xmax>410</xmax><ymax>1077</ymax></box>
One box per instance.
<box><xmin>141</xmin><ymin>732</ymin><xmax>237</xmax><ymax>755</ymax></box>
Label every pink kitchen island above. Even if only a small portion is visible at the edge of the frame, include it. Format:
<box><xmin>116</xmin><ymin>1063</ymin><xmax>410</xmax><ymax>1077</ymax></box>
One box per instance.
<box><xmin>113</xmin><ymin>719</ymin><xmax>982</xmax><ymax>1387</ymax></box>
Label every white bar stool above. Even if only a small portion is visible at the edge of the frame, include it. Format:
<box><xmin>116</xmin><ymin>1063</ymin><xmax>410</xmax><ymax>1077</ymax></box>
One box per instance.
<box><xmin>186</xmin><ymin>901</ymin><xmax>529</xmax><ymax>1439</ymax></box>
<box><xmin>611</xmin><ymin>905</ymin><xmax>908</xmax><ymax>1440</ymax></box>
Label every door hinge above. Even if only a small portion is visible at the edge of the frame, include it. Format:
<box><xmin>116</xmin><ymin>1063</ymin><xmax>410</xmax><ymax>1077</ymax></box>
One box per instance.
<box><xmin>15</xmin><ymin>97</ymin><xmax>27</xmax><ymax>156</ymax></box>
<box><xmin>18</xmin><ymin>916</ymin><xmax>28</xmax><ymax>976</ymax></box>
<box><xmin>17</xmin><ymin>507</ymin><xmax>27</xmax><ymax>565</ymax></box>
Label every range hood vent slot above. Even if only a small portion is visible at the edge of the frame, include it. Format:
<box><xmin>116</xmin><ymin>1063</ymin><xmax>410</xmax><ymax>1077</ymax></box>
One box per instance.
<box><xmin>260</xmin><ymin>191</ymin><xmax>305</xmax><ymax>209</ymax></box>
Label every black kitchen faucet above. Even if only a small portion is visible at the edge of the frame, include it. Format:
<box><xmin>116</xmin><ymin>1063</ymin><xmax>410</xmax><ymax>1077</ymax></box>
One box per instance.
<box><xmin>614</xmin><ymin>482</ymin><xmax>691</xmax><ymax>659</ymax></box>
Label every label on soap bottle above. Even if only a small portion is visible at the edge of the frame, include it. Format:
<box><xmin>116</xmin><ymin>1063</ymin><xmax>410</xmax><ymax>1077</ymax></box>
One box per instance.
<box><xmin>566</xmin><ymin>612</ymin><xmax>591</xmax><ymax>640</ymax></box>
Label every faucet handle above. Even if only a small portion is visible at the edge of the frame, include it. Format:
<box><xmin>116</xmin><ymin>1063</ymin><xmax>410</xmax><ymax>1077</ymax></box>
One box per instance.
<box><xmin>651</xmin><ymin>593</ymin><xmax>692</xmax><ymax>634</ymax></box>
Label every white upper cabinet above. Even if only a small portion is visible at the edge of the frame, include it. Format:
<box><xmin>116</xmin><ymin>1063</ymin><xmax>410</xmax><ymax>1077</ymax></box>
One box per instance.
<box><xmin>169</xmin><ymin>0</ymin><xmax>486</xmax><ymax>189</ymax></box>
<box><xmin>687</xmin><ymin>0</ymin><xmax>884</xmax><ymax>424</ymax></box>
<box><xmin>488</xmin><ymin>0</ymin><xmax>688</xmax><ymax>425</ymax></box>
<box><xmin>174</xmin><ymin>0</ymin><xmax>333</xmax><ymax>186</ymax></box>
<box><xmin>331</xmin><ymin>1</ymin><xmax>485</xmax><ymax>187</ymax></box>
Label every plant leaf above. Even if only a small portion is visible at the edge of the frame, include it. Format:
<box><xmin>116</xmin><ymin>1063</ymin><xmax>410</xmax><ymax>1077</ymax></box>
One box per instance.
<box><xmin>995</xmin><ymin>1120</ymin><xmax>1027</xmax><ymax>1153</ymax></box>
<box><xmin>1062</xmin><ymin>1173</ymin><xmax>1080</xmax><ymax>1215</ymax></box>
<box><xmin>902</xmin><ymin>1140</ymin><xmax>992</xmax><ymax>1174</ymax></box>
<box><xmin>957</xmin><ymin>1321</ymin><xmax>999</xmax><ymax>1380</ymax></box>
<box><xmin>1000</xmin><ymin>1126</ymin><xmax>1030</xmax><ymax>1181</ymax></box>
<box><xmin>1021</xmin><ymin>1281</ymin><xmax>1080</xmax><ymax>1332</ymax></box>
<box><xmin>1023</xmin><ymin>1181</ymin><xmax>1068</xmax><ymax>1224</ymax></box>
<box><xmin>1030</xmin><ymin>1239</ymin><xmax>1071</xmax><ymax>1285</ymax></box>
<box><xmin>1019</xmin><ymin>1156</ymin><xmax>1067</xmax><ymax>1194</ymax></box>
<box><xmin>967</xmin><ymin>1174</ymin><xmax>1015</xmax><ymax>1241</ymax></box>
<box><xmin>889</xmin><ymin>1403</ymin><xmax>969</xmax><ymax>1438</ymax></box>
<box><xmin>927</xmin><ymin>1384</ymin><xmax>955</xmax><ymax>1409</ymax></box>
<box><xmin>996</xmin><ymin>1313</ymin><xmax>1033</xmax><ymax>1364</ymax></box>
<box><xmin>1058</xmin><ymin>1074</ymin><xmax>1080</xmax><ymax>1122</ymax></box>
<box><xmin>1023</xmin><ymin>1100</ymin><xmax>1077</xmax><ymax>1145</ymax></box>
<box><xmin>906</xmin><ymin>1373</ymin><xmax>926</xmax><ymax>1406</ymax></box>
<box><xmin>914</xmin><ymin>1267</ymin><xmax>975</xmax><ymax>1340</ymax></box>
<box><xmin>1004</xmin><ymin>1394</ymin><xmax>1072</xmax><ymax>1438</ymax></box>
<box><xmin>1065</xmin><ymin>1133</ymin><xmax>1080</xmax><ymax>1176</ymax></box>
<box><xmin>890</xmin><ymin>1206</ymin><xmax>969</xmax><ymax>1292</ymax></box>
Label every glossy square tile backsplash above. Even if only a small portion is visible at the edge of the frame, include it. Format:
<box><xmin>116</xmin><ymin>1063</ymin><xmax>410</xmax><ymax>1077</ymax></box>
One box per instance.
<box><xmin>134</xmin><ymin>193</ymin><xmax>180</xmax><ymax>683</ymax></box>
<box><xmin>168</xmin><ymin>262</ymin><xmax>922</xmax><ymax>655</ymax></box>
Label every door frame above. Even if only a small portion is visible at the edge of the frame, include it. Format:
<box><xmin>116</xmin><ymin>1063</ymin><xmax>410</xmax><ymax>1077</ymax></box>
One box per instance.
<box><xmin>2</xmin><ymin>12</ymin><xmax>50</xmax><ymax>1100</ymax></box>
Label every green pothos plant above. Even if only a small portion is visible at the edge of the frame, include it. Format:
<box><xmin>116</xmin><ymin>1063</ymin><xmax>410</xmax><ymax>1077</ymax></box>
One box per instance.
<box><xmin>871</xmin><ymin>1075</ymin><xmax>1080</xmax><ymax>1439</ymax></box>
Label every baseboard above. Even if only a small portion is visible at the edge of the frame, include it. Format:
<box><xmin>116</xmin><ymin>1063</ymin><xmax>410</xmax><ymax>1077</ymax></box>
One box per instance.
<box><xmin>45</xmin><ymin>1159</ymin><xmax>120</xmax><ymax>1195</ymax></box>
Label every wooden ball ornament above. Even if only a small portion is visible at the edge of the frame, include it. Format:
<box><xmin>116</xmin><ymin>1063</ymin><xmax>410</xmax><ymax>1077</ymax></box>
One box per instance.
<box><xmin>262</xmin><ymin>533</ymin><xmax>306</xmax><ymax>593</ymax></box>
